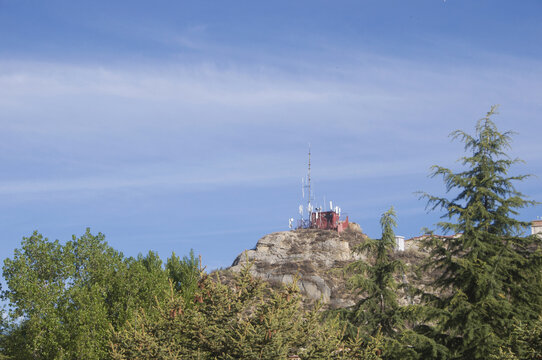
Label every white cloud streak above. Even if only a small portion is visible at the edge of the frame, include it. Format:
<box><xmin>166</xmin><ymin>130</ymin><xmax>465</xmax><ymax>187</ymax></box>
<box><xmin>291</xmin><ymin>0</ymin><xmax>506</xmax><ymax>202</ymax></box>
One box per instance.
<box><xmin>1</xmin><ymin>51</ymin><xmax>541</xmax><ymax>198</ymax></box>
<box><xmin>0</xmin><ymin>155</ymin><xmax>431</xmax><ymax>195</ymax></box>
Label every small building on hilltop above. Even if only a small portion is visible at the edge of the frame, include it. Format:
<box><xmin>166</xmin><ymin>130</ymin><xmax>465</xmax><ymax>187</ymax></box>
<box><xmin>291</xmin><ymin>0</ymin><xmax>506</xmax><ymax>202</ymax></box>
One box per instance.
<box><xmin>310</xmin><ymin>209</ymin><xmax>349</xmax><ymax>233</ymax></box>
<box><xmin>532</xmin><ymin>220</ymin><xmax>542</xmax><ymax>236</ymax></box>
<box><xmin>395</xmin><ymin>235</ymin><xmax>405</xmax><ymax>251</ymax></box>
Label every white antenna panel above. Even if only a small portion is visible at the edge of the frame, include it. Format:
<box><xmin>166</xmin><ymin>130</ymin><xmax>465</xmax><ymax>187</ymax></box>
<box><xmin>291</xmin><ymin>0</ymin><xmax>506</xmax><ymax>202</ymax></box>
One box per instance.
<box><xmin>299</xmin><ymin>205</ymin><xmax>303</xmax><ymax>216</ymax></box>
<box><xmin>330</xmin><ymin>201</ymin><xmax>333</xmax><ymax>210</ymax></box>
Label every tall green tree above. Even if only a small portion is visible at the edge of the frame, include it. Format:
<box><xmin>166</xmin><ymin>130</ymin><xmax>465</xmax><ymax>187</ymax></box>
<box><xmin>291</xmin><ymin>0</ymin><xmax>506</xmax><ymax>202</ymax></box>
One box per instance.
<box><xmin>418</xmin><ymin>106</ymin><xmax>542</xmax><ymax>359</ymax></box>
<box><xmin>346</xmin><ymin>208</ymin><xmax>443</xmax><ymax>359</ymax></box>
<box><xmin>348</xmin><ymin>207</ymin><xmax>404</xmax><ymax>337</ymax></box>
<box><xmin>1</xmin><ymin>229</ymin><xmax>170</xmax><ymax>360</ymax></box>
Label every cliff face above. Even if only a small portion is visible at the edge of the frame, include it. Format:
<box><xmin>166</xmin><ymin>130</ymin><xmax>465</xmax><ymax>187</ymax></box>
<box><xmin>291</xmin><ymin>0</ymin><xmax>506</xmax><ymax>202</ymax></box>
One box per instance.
<box><xmin>228</xmin><ymin>226</ymin><xmax>369</xmax><ymax>309</ymax></box>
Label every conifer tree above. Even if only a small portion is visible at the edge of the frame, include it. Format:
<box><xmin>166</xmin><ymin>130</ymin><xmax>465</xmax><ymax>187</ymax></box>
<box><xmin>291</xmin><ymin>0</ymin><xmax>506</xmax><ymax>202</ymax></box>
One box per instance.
<box><xmin>166</xmin><ymin>249</ymin><xmax>200</xmax><ymax>306</ymax></box>
<box><xmin>418</xmin><ymin>106</ymin><xmax>542</xmax><ymax>359</ymax></box>
<box><xmin>346</xmin><ymin>208</ymin><xmax>443</xmax><ymax>359</ymax></box>
<box><xmin>493</xmin><ymin>316</ymin><xmax>542</xmax><ymax>359</ymax></box>
<box><xmin>347</xmin><ymin>207</ymin><xmax>404</xmax><ymax>337</ymax></box>
<box><xmin>111</xmin><ymin>259</ymin><xmax>384</xmax><ymax>359</ymax></box>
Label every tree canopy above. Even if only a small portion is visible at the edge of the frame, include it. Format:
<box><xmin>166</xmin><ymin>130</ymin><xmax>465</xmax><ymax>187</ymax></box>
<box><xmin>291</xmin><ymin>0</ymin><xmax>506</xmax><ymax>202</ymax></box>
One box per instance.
<box><xmin>418</xmin><ymin>106</ymin><xmax>542</xmax><ymax>358</ymax></box>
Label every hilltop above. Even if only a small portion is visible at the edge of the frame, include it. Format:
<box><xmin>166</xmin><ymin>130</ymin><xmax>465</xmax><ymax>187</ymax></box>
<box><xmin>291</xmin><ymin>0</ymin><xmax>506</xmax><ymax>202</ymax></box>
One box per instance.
<box><xmin>221</xmin><ymin>224</ymin><xmax>427</xmax><ymax>309</ymax></box>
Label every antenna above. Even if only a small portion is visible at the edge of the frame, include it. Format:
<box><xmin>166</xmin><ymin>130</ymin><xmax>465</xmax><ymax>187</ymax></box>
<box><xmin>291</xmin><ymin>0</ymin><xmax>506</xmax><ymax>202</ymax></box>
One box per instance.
<box><xmin>307</xmin><ymin>145</ymin><xmax>312</xmax><ymax>215</ymax></box>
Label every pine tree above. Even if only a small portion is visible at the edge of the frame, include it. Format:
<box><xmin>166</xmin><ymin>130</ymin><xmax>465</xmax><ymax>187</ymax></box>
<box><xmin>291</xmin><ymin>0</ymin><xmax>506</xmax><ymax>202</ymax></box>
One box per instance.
<box><xmin>345</xmin><ymin>208</ymin><xmax>444</xmax><ymax>359</ymax></box>
<box><xmin>418</xmin><ymin>106</ymin><xmax>542</xmax><ymax>359</ymax></box>
<box><xmin>166</xmin><ymin>249</ymin><xmax>200</xmax><ymax>306</ymax></box>
<box><xmin>347</xmin><ymin>207</ymin><xmax>404</xmax><ymax>337</ymax></box>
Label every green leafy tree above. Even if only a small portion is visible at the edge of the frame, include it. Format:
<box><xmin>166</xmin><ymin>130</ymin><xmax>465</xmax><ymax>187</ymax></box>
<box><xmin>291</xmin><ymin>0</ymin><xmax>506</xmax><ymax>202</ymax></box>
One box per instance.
<box><xmin>0</xmin><ymin>288</ymin><xmax>11</xmax><ymax>360</ymax></box>
<box><xmin>418</xmin><ymin>106</ymin><xmax>542</xmax><ymax>359</ymax></box>
<box><xmin>1</xmin><ymin>229</ymin><xmax>170</xmax><ymax>359</ymax></box>
<box><xmin>2</xmin><ymin>232</ymin><xmax>72</xmax><ymax>359</ymax></box>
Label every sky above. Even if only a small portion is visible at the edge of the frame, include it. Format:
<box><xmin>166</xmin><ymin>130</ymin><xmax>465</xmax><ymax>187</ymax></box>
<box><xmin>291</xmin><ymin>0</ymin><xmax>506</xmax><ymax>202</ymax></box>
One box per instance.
<box><xmin>1</xmin><ymin>0</ymin><xmax>541</xmax><ymax>270</ymax></box>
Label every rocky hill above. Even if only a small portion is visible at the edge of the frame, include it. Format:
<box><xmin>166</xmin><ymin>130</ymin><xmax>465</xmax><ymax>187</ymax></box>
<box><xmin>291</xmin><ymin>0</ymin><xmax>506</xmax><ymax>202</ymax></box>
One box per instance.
<box><xmin>223</xmin><ymin>224</ymin><xmax>427</xmax><ymax>309</ymax></box>
<box><xmin>229</xmin><ymin>226</ymin><xmax>366</xmax><ymax>308</ymax></box>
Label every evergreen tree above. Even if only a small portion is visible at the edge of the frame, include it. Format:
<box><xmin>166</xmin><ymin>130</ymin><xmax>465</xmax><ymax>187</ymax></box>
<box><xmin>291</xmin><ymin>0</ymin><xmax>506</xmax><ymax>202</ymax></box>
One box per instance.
<box><xmin>166</xmin><ymin>249</ymin><xmax>200</xmax><ymax>306</ymax></box>
<box><xmin>111</xmin><ymin>259</ymin><xmax>384</xmax><ymax>359</ymax></box>
<box><xmin>418</xmin><ymin>106</ymin><xmax>542</xmax><ymax>359</ymax></box>
<box><xmin>347</xmin><ymin>207</ymin><xmax>404</xmax><ymax>337</ymax></box>
<box><xmin>493</xmin><ymin>316</ymin><xmax>542</xmax><ymax>359</ymax></box>
<box><xmin>346</xmin><ymin>208</ymin><xmax>443</xmax><ymax>359</ymax></box>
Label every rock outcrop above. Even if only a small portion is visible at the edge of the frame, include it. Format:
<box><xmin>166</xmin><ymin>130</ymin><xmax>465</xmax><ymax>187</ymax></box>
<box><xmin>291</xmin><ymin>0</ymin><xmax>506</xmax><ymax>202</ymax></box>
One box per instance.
<box><xmin>228</xmin><ymin>226</ymin><xmax>368</xmax><ymax>309</ymax></box>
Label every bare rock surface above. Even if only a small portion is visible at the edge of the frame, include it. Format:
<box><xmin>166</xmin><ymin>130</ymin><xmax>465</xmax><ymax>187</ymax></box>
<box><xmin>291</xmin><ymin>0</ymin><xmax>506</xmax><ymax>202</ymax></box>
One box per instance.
<box><xmin>228</xmin><ymin>227</ymin><xmax>368</xmax><ymax>308</ymax></box>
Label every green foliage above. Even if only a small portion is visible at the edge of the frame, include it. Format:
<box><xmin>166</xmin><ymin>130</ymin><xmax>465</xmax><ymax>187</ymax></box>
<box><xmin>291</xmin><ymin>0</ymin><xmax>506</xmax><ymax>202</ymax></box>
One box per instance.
<box><xmin>1</xmin><ymin>229</ymin><xmax>170</xmax><ymax>359</ymax></box>
<box><xmin>418</xmin><ymin>106</ymin><xmax>542</xmax><ymax>359</ymax></box>
<box><xmin>344</xmin><ymin>207</ymin><xmax>443</xmax><ymax>359</ymax></box>
<box><xmin>166</xmin><ymin>249</ymin><xmax>200</xmax><ymax>306</ymax></box>
<box><xmin>492</xmin><ymin>316</ymin><xmax>542</xmax><ymax>360</ymax></box>
<box><xmin>347</xmin><ymin>207</ymin><xmax>404</xmax><ymax>337</ymax></box>
<box><xmin>111</xmin><ymin>260</ymin><xmax>383</xmax><ymax>359</ymax></box>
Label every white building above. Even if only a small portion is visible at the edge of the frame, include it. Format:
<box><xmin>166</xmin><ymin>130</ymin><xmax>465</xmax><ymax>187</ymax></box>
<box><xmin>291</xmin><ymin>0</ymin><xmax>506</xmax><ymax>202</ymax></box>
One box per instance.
<box><xmin>395</xmin><ymin>235</ymin><xmax>405</xmax><ymax>251</ymax></box>
<box><xmin>532</xmin><ymin>220</ymin><xmax>542</xmax><ymax>236</ymax></box>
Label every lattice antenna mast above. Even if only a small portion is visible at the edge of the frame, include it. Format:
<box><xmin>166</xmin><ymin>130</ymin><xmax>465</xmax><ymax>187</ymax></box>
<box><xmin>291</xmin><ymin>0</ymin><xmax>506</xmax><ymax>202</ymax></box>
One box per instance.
<box><xmin>298</xmin><ymin>145</ymin><xmax>313</xmax><ymax>229</ymax></box>
<box><xmin>307</xmin><ymin>145</ymin><xmax>312</xmax><ymax>217</ymax></box>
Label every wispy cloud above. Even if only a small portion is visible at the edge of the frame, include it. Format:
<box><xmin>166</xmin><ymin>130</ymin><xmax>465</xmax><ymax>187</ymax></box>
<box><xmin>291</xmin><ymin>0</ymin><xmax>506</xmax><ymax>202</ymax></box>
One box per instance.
<box><xmin>1</xmin><ymin>49</ymin><xmax>541</xmax><ymax>199</ymax></box>
<box><xmin>0</xmin><ymin>61</ymin><xmax>340</xmax><ymax>107</ymax></box>
<box><xmin>0</xmin><ymin>152</ymin><xmax>433</xmax><ymax>196</ymax></box>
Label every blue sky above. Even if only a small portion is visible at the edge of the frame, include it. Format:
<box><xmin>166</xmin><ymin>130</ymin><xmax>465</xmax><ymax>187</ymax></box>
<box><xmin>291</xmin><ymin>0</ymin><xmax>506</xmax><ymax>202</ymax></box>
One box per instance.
<box><xmin>1</xmin><ymin>0</ymin><xmax>541</xmax><ymax>270</ymax></box>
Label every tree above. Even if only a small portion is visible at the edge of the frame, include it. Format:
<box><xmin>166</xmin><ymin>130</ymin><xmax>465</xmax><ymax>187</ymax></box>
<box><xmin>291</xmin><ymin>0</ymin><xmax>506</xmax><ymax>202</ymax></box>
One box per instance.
<box><xmin>418</xmin><ymin>106</ymin><xmax>542</xmax><ymax>359</ymax></box>
<box><xmin>347</xmin><ymin>207</ymin><xmax>404</xmax><ymax>337</ymax></box>
<box><xmin>1</xmin><ymin>229</ymin><xmax>170</xmax><ymax>359</ymax></box>
<box><xmin>166</xmin><ymin>249</ymin><xmax>200</xmax><ymax>307</ymax></box>
<box><xmin>111</xmin><ymin>260</ymin><xmax>384</xmax><ymax>359</ymax></box>
<box><xmin>492</xmin><ymin>316</ymin><xmax>542</xmax><ymax>359</ymax></box>
<box><xmin>345</xmin><ymin>208</ymin><xmax>443</xmax><ymax>359</ymax></box>
<box><xmin>2</xmin><ymin>231</ymin><xmax>73</xmax><ymax>359</ymax></box>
